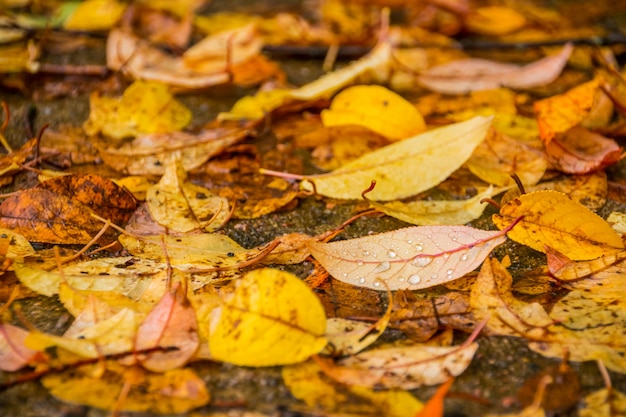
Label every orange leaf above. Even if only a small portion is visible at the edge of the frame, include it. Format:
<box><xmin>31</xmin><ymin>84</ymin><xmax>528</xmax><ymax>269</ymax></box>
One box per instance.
<box><xmin>0</xmin><ymin>174</ymin><xmax>137</xmax><ymax>244</ymax></box>
<box><xmin>415</xmin><ymin>377</ymin><xmax>454</xmax><ymax>417</ymax></box>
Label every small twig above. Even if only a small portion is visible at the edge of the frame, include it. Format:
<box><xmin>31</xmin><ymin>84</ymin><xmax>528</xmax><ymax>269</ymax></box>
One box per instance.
<box><xmin>0</xmin><ymin>102</ymin><xmax>13</xmax><ymax>153</ymax></box>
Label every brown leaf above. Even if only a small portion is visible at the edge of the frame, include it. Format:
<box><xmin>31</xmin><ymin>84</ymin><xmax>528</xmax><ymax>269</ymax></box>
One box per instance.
<box><xmin>0</xmin><ymin>174</ymin><xmax>137</xmax><ymax>244</ymax></box>
<box><xmin>518</xmin><ymin>360</ymin><xmax>581</xmax><ymax>414</ymax></box>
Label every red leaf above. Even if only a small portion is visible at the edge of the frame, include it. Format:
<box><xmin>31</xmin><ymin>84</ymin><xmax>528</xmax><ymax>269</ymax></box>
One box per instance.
<box><xmin>415</xmin><ymin>377</ymin><xmax>455</xmax><ymax>417</ymax></box>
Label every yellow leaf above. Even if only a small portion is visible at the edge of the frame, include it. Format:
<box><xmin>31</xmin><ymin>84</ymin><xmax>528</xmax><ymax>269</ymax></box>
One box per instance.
<box><xmin>321</xmin><ymin>85</ymin><xmax>425</xmax><ymax>141</ymax></box>
<box><xmin>113</xmin><ymin>176</ymin><xmax>152</xmax><ymax>201</ymax></box>
<box><xmin>63</xmin><ymin>0</ymin><xmax>126</xmax><ymax>31</ymax></box>
<box><xmin>194</xmin><ymin>12</ymin><xmax>259</xmax><ymax>36</ymax></box>
<box><xmin>579</xmin><ymin>388</ymin><xmax>626</xmax><ymax>416</ymax></box>
<box><xmin>282</xmin><ymin>360</ymin><xmax>423</xmax><ymax>417</ymax></box>
<box><xmin>369</xmin><ymin>186</ymin><xmax>501</xmax><ymax>225</ymax></box>
<box><xmin>147</xmin><ymin>159</ymin><xmax>230</xmax><ymax>233</ymax></box>
<box><xmin>208</xmin><ymin>268</ymin><xmax>327</xmax><ymax>366</ymax></box>
<box><xmin>218</xmin><ymin>89</ymin><xmax>293</xmax><ymax>121</ymax></box>
<box><xmin>493</xmin><ymin>190</ymin><xmax>624</xmax><ymax>260</ymax></box>
<box><xmin>83</xmin><ymin>80</ymin><xmax>191</xmax><ymax>142</ymax></box>
<box><xmin>465</xmin><ymin>6</ymin><xmax>527</xmax><ymax>36</ymax></box>
<box><xmin>42</xmin><ymin>363</ymin><xmax>209</xmax><ymax>413</ymax></box>
<box><xmin>301</xmin><ymin>116</ymin><xmax>492</xmax><ymax>200</ymax></box>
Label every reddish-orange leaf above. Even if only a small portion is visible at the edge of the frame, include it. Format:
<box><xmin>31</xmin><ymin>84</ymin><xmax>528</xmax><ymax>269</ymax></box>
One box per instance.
<box><xmin>415</xmin><ymin>377</ymin><xmax>454</xmax><ymax>417</ymax></box>
<box><xmin>0</xmin><ymin>174</ymin><xmax>136</xmax><ymax>244</ymax></box>
<box><xmin>0</xmin><ymin>324</ymin><xmax>44</xmax><ymax>371</ymax></box>
<box><xmin>132</xmin><ymin>283</ymin><xmax>199</xmax><ymax>373</ymax></box>
<box><xmin>545</xmin><ymin>126</ymin><xmax>623</xmax><ymax>174</ymax></box>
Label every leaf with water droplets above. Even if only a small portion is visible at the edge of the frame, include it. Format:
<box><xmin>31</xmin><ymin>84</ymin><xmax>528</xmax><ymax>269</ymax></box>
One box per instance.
<box><xmin>307</xmin><ymin>224</ymin><xmax>510</xmax><ymax>290</ymax></box>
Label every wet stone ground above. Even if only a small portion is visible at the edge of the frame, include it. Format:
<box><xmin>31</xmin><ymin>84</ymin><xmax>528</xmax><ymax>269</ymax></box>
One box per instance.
<box><xmin>2</xmin><ymin>0</ymin><xmax>626</xmax><ymax>416</ymax></box>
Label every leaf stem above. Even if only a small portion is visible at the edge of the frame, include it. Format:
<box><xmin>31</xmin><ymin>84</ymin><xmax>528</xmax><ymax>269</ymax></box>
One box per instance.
<box><xmin>259</xmin><ymin>168</ymin><xmax>306</xmax><ymax>181</ymax></box>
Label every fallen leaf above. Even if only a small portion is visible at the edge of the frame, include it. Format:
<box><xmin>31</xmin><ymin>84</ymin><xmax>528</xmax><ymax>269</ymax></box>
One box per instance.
<box><xmin>534</xmin><ymin>77</ymin><xmax>612</xmax><ymax>144</ymax></box>
<box><xmin>368</xmin><ymin>185</ymin><xmax>501</xmax><ymax>226</ymax></box>
<box><xmin>208</xmin><ymin>268</ymin><xmax>327</xmax><ymax>366</ymax></box>
<box><xmin>546</xmin><ymin>247</ymin><xmax>626</xmax><ymax>282</ymax></box>
<box><xmin>42</xmin><ymin>362</ymin><xmax>210</xmax><ymax>413</ymax></box>
<box><xmin>314</xmin><ymin>335</ymin><xmax>478</xmax><ymax>389</ymax></box>
<box><xmin>83</xmin><ymin>80</ymin><xmax>192</xmax><ymax>144</ymax></box>
<box><xmin>133</xmin><ymin>283</ymin><xmax>199</xmax><ymax>372</ymax></box>
<box><xmin>415</xmin><ymin>377</ymin><xmax>454</xmax><ymax>417</ymax></box>
<box><xmin>493</xmin><ymin>190</ymin><xmax>624</xmax><ymax>260</ymax></box>
<box><xmin>63</xmin><ymin>0</ymin><xmax>126</xmax><ymax>31</ymax></box>
<box><xmin>321</xmin><ymin>85</ymin><xmax>425</xmax><ymax>141</ymax></box>
<box><xmin>465</xmin><ymin>6</ymin><xmax>526</xmax><ymax>36</ymax></box>
<box><xmin>0</xmin><ymin>324</ymin><xmax>43</xmax><ymax>371</ymax></box>
<box><xmin>283</xmin><ymin>359</ymin><xmax>423</xmax><ymax>416</ymax></box>
<box><xmin>417</xmin><ymin>43</ymin><xmax>573</xmax><ymax>94</ymax></box>
<box><xmin>0</xmin><ymin>173</ymin><xmax>137</xmax><ymax>244</ymax></box>
<box><xmin>578</xmin><ymin>387</ymin><xmax>626</xmax><ymax>416</ymax></box>
<box><xmin>517</xmin><ymin>360</ymin><xmax>581</xmax><ymax>414</ymax></box>
<box><xmin>0</xmin><ymin>137</ymin><xmax>38</xmax><ymax>187</ymax></box>
<box><xmin>292</xmin><ymin>116</ymin><xmax>492</xmax><ymax>200</ymax></box>
<box><xmin>95</xmin><ymin>125</ymin><xmax>250</xmax><ymax>176</ymax></box>
<box><xmin>308</xmin><ymin>223</ymin><xmax>509</xmax><ymax>290</ymax></box>
<box><xmin>147</xmin><ymin>159</ymin><xmax>230</xmax><ymax>233</ymax></box>
<box><xmin>467</xmin><ymin>129</ymin><xmax>547</xmax><ymax>187</ymax></box>
<box><xmin>544</xmin><ymin>126</ymin><xmax>622</xmax><ymax>174</ymax></box>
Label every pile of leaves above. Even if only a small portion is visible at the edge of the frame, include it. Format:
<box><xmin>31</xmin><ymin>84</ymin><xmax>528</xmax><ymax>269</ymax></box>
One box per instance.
<box><xmin>1</xmin><ymin>0</ymin><xmax>626</xmax><ymax>416</ymax></box>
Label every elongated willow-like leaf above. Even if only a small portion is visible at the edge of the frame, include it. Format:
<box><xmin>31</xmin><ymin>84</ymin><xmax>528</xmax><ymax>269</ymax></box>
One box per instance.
<box><xmin>301</xmin><ymin>116</ymin><xmax>492</xmax><ymax>201</ymax></box>
<box><xmin>308</xmin><ymin>223</ymin><xmax>510</xmax><ymax>290</ymax></box>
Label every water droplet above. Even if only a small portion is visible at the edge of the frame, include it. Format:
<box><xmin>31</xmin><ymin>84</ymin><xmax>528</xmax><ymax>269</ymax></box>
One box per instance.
<box><xmin>415</xmin><ymin>244</ymin><xmax>423</xmax><ymax>251</ymax></box>
<box><xmin>398</xmin><ymin>277</ymin><xmax>406</xmax><ymax>282</ymax></box>
<box><xmin>357</xmin><ymin>261</ymin><xmax>364</xmax><ymax>266</ymax></box>
<box><xmin>358</xmin><ymin>277</ymin><xmax>366</xmax><ymax>284</ymax></box>
<box><xmin>387</xmin><ymin>249</ymin><xmax>397</xmax><ymax>258</ymax></box>
<box><xmin>373</xmin><ymin>281</ymin><xmax>381</xmax><ymax>287</ymax></box>
<box><xmin>443</xmin><ymin>253</ymin><xmax>450</xmax><ymax>260</ymax></box>
<box><xmin>362</xmin><ymin>250</ymin><xmax>370</xmax><ymax>257</ymax></box>
<box><xmin>373</xmin><ymin>261</ymin><xmax>391</xmax><ymax>273</ymax></box>
<box><xmin>431</xmin><ymin>273</ymin><xmax>438</xmax><ymax>280</ymax></box>
<box><xmin>408</xmin><ymin>274</ymin><xmax>421</xmax><ymax>285</ymax></box>
<box><xmin>342</xmin><ymin>272</ymin><xmax>348</xmax><ymax>277</ymax></box>
<box><xmin>407</xmin><ymin>240</ymin><xmax>412</xmax><ymax>244</ymax></box>
<box><xmin>461</xmin><ymin>254</ymin><xmax>468</xmax><ymax>261</ymax></box>
<box><xmin>446</xmin><ymin>268</ymin><xmax>454</xmax><ymax>275</ymax></box>
<box><xmin>413</xmin><ymin>257</ymin><xmax>432</xmax><ymax>266</ymax></box>
<box><xmin>451</xmin><ymin>235</ymin><xmax>458</xmax><ymax>241</ymax></box>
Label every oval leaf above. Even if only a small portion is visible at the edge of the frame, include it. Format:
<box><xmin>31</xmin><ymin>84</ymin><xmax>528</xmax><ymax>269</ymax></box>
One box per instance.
<box><xmin>308</xmin><ymin>224</ymin><xmax>508</xmax><ymax>290</ymax></box>
<box><xmin>493</xmin><ymin>190</ymin><xmax>624</xmax><ymax>260</ymax></box>
<box><xmin>208</xmin><ymin>268</ymin><xmax>327</xmax><ymax>366</ymax></box>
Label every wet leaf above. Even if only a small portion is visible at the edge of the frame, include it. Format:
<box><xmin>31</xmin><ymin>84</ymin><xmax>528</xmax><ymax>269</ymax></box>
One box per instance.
<box><xmin>308</xmin><ymin>224</ymin><xmax>508</xmax><ymax>290</ymax></box>
<box><xmin>0</xmin><ymin>324</ymin><xmax>43</xmax><ymax>371</ymax></box>
<box><xmin>493</xmin><ymin>190</ymin><xmax>624</xmax><ymax>260</ymax></box>
<box><xmin>368</xmin><ymin>185</ymin><xmax>500</xmax><ymax>226</ymax></box>
<box><xmin>0</xmin><ymin>174</ymin><xmax>137</xmax><ymax>244</ymax></box>
<box><xmin>133</xmin><ymin>283</ymin><xmax>199</xmax><ymax>372</ymax></box>
<box><xmin>298</xmin><ymin>116</ymin><xmax>492</xmax><ymax>200</ymax></box>
<box><xmin>208</xmin><ymin>268</ymin><xmax>327</xmax><ymax>366</ymax></box>
<box><xmin>282</xmin><ymin>360</ymin><xmax>423</xmax><ymax>417</ymax></box>
<box><xmin>42</xmin><ymin>363</ymin><xmax>210</xmax><ymax>413</ymax></box>
<box><xmin>147</xmin><ymin>159</ymin><xmax>230</xmax><ymax>233</ymax></box>
<box><xmin>321</xmin><ymin>85</ymin><xmax>425</xmax><ymax>141</ymax></box>
<box><xmin>83</xmin><ymin>80</ymin><xmax>191</xmax><ymax>143</ymax></box>
<box><xmin>417</xmin><ymin>43</ymin><xmax>573</xmax><ymax>94</ymax></box>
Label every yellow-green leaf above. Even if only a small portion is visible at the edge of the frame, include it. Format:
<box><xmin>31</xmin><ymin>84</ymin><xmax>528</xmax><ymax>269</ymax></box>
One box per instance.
<box><xmin>208</xmin><ymin>268</ymin><xmax>327</xmax><ymax>366</ymax></box>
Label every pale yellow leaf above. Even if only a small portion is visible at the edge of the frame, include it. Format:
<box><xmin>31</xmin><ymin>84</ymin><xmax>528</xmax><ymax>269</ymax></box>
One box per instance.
<box><xmin>63</xmin><ymin>0</ymin><xmax>126</xmax><ymax>31</ymax></box>
<box><xmin>369</xmin><ymin>186</ymin><xmax>500</xmax><ymax>225</ymax></box>
<box><xmin>579</xmin><ymin>388</ymin><xmax>626</xmax><ymax>417</ymax></box>
<box><xmin>147</xmin><ymin>159</ymin><xmax>229</xmax><ymax>233</ymax></box>
<box><xmin>208</xmin><ymin>268</ymin><xmax>327</xmax><ymax>366</ymax></box>
<box><xmin>301</xmin><ymin>116</ymin><xmax>492</xmax><ymax>200</ymax></box>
